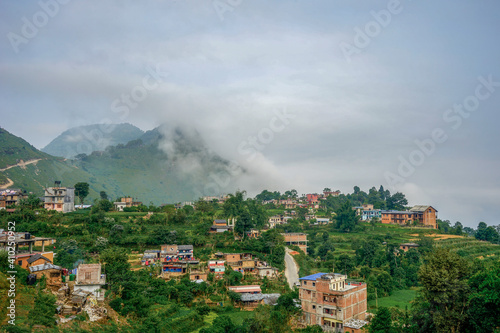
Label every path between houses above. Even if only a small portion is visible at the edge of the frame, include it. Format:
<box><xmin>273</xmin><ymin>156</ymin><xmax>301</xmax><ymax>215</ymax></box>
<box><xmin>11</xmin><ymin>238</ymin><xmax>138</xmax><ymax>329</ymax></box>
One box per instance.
<box><xmin>284</xmin><ymin>247</ymin><xmax>299</xmax><ymax>289</ymax></box>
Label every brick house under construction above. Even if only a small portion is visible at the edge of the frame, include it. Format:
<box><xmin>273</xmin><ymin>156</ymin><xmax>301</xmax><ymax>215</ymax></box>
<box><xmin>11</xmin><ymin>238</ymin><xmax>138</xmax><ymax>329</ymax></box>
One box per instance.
<box><xmin>299</xmin><ymin>273</ymin><xmax>367</xmax><ymax>332</ymax></box>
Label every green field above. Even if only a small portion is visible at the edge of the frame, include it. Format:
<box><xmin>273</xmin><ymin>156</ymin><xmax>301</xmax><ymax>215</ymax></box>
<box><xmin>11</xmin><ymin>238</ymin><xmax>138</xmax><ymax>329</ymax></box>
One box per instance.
<box><xmin>368</xmin><ymin>288</ymin><xmax>418</xmax><ymax>310</ymax></box>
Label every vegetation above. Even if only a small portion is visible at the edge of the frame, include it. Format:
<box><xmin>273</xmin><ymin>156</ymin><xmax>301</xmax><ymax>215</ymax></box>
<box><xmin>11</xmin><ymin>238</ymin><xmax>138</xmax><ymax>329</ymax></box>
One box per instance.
<box><xmin>1</xmin><ymin>183</ymin><xmax>499</xmax><ymax>332</ymax></box>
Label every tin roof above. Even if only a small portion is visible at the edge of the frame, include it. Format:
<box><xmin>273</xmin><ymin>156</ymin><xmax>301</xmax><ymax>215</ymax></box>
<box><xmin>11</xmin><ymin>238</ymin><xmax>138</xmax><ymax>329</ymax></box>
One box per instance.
<box><xmin>299</xmin><ymin>273</ymin><xmax>326</xmax><ymax>281</ymax></box>
<box><xmin>29</xmin><ymin>263</ymin><xmax>61</xmax><ymax>272</ymax></box>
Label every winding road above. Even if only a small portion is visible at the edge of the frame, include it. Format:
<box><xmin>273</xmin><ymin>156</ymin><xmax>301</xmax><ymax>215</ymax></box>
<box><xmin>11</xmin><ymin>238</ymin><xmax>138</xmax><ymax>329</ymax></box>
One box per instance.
<box><xmin>0</xmin><ymin>158</ymin><xmax>42</xmax><ymax>189</ymax></box>
<box><xmin>284</xmin><ymin>247</ymin><xmax>299</xmax><ymax>289</ymax></box>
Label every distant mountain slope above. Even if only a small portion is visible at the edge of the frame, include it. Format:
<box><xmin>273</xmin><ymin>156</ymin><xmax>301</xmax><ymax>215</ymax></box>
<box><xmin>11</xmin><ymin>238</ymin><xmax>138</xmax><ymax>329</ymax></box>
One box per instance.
<box><xmin>1</xmin><ymin>125</ymin><xmax>242</xmax><ymax>204</ymax></box>
<box><xmin>41</xmin><ymin>123</ymin><xmax>144</xmax><ymax>158</ymax></box>
<box><xmin>0</xmin><ymin>128</ymin><xmax>51</xmax><ymax>169</ymax></box>
<box><xmin>72</xmin><ymin>125</ymin><xmax>242</xmax><ymax>203</ymax></box>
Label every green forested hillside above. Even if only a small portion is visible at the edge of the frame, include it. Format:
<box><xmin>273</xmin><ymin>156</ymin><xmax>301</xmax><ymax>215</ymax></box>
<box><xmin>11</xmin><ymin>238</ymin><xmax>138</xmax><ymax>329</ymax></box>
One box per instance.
<box><xmin>0</xmin><ymin>128</ymin><xmax>51</xmax><ymax>169</ymax></box>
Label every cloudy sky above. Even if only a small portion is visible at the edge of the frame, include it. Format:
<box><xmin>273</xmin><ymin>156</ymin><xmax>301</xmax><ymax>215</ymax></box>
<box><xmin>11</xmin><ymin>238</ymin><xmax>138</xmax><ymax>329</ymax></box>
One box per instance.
<box><xmin>1</xmin><ymin>1</ymin><xmax>499</xmax><ymax>227</ymax></box>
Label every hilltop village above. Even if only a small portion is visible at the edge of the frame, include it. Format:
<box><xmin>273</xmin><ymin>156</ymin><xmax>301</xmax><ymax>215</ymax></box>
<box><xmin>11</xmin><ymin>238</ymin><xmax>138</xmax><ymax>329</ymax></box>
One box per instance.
<box><xmin>1</xmin><ymin>184</ymin><xmax>499</xmax><ymax>333</ymax></box>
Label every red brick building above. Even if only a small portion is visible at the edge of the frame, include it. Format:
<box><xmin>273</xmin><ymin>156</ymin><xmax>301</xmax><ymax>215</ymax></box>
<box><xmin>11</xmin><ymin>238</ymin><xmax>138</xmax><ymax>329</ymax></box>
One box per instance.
<box><xmin>299</xmin><ymin>273</ymin><xmax>367</xmax><ymax>332</ymax></box>
<box><xmin>381</xmin><ymin>205</ymin><xmax>437</xmax><ymax>229</ymax></box>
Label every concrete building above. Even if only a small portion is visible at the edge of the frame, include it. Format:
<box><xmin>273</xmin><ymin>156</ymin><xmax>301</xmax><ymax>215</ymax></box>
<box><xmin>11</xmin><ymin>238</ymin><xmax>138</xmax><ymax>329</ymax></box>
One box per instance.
<box><xmin>208</xmin><ymin>260</ymin><xmax>225</xmax><ymax>275</ymax></box>
<box><xmin>113</xmin><ymin>197</ymin><xmax>142</xmax><ymax>211</ymax></box>
<box><xmin>44</xmin><ymin>186</ymin><xmax>75</xmax><ymax>213</ymax></box>
<box><xmin>281</xmin><ymin>233</ymin><xmax>308</xmax><ymax>254</ymax></box>
<box><xmin>299</xmin><ymin>273</ymin><xmax>367</xmax><ymax>332</ymax></box>
<box><xmin>210</xmin><ymin>219</ymin><xmax>234</xmax><ymax>233</ymax></box>
<box><xmin>268</xmin><ymin>215</ymin><xmax>292</xmax><ymax>229</ymax></box>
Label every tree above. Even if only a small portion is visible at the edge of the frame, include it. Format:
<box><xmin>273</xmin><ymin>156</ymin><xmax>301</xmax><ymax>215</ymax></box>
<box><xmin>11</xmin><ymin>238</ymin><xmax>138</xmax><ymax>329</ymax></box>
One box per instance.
<box><xmin>466</xmin><ymin>261</ymin><xmax>500</xmax><ymax>332</ymax></box>
<box><xmin>453</xmin><ymin>221</ymin><xmax>463</xmax><ymax>235</ymax></box>
<box><xmin>74</xmin><ymin>182</ymin><xmax>89</xmax><ymax>205</ymax></box>
<box><xmin>200</xmin><ymin>315</ymin><xmax>239</xmax><ymax>333</ymax></box>
<box><xmin>369</xmin><ymin>307</ymin><xmax>393</xmax><ymax>333</ymax></box>
<box><xmin>335</xmin><ymin>254</ymin><xmax>356</xmax><ymax>276</ymax></box>
<box><xmin>18</xmin><ymin>194</ymin><xmax>41</xmax><ymax>210</ymax></box>
<box><xmin>386</xmin><ymin>192</ymin><xmax>408</xmax><ymax>210</ymax></box>
<box><xmin>335</xmin><ymin>201</ymin><xmax>359</xmax><ymax>233</ymax></box>
<box><xmin>416</xmin><ymin>248</ymin><xmax>470</xmax><ymax>333</ymax></box>
<box><xmin>100</xmin><ymin>191</ymin><xmax>108</xmax><ymax>200</ymax></box>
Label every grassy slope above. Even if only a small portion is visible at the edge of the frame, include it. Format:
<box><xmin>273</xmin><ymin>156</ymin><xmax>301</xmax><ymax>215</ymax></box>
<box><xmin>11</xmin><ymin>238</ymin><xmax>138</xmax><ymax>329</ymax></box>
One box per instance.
<box><xmin>0</xmin><ymin>128</ymin><xmax>50</xmax><ymax>169</ymax></box>
<box><xmin>368</xmin><ymin>288</ymin><xmax>418</xmax><ymax>310</ymax></box>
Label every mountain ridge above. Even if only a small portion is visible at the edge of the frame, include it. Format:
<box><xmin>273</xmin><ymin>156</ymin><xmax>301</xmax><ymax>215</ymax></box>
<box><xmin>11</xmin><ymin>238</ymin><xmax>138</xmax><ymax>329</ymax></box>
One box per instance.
<box><xmin>41</xmin><ymin>123</ymin><xmax>144</xmax><ymax>158</ymax></box>
<box><xmin>0</xmin><ymin>125</ymin><xmax>239</xmax><ymax>203</ymax></box>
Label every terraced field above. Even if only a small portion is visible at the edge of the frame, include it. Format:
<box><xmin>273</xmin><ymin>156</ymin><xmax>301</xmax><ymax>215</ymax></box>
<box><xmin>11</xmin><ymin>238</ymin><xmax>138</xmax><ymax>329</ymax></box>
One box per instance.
<box><xmin>435</xmin><ymin>238</ymin><xmax>500</xmax><ymax>261</ymax></box>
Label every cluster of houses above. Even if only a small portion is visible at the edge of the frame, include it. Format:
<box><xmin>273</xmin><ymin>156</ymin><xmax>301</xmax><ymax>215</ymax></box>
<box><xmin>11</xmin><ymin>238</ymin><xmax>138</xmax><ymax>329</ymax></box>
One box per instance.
<box><xmin>140</xmin><ymin>244</ymin><xmax>280</xmax><ymax>283</ymax></box>
<box><xmin>0</xmin><ymin>229</ymin><xmax>106</xmax><ymax>317</ymax></box>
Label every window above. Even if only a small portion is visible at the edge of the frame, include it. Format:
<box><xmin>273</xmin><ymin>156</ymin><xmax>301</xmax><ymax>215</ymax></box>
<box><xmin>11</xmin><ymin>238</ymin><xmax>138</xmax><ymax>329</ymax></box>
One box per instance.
<box><xmin>303</xmin><ymin>281</ymin><xmax>307</xmax><ymax>285</ymax></box>
<box><xmin>312</xmin><ymin>282</ymin><xmax>315</xmax><ymax>286</ymax></box>
<box><xmin>18</xmin><ymin>260</ymin><xmax>22</xmax><ymax>266</ymax></box>
<box><xmin>85</xmin><ymin>272</ymin><xmax>92</xmax><ymax>280</ymax></box>
<box><xmin>312</xmin><ymin>305</ymin><xmax>316</xmax><ymax>309</ymax></box>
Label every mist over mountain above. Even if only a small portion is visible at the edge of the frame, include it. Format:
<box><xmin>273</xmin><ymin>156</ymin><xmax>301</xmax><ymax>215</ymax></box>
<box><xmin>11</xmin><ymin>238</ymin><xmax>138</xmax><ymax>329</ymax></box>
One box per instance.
<box><xmin>0</xmin><ymin>124</ymin><xmax>246</xmax><ymax>203</ymax></box>
<box><xmin>41</xmin><ymin>123</ymin><xmax>144</xmax><ymax>158</ymax></box>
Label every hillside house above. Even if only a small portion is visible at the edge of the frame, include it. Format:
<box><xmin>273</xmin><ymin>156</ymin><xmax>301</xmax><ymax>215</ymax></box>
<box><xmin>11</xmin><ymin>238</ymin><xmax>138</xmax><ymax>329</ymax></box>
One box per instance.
<box><xmin>142</xmin><ymin>250</ymin><xmax>160</xmax><ymax>265</ymax></box>
<box><xmin>268</xmin><ymin>215</ymin><xmax>292</xmax><ymax>229</ymax></box>
<box><xmin>208</xmin><ymin>260</ymin><xmax>225</xmax><ymax>275</ymax></box>
<box><xmin>224</xmin><ymin>253</ymin><xmax>257</xmax><ymax>275</ymax></box>
<box><xmin>210</xmin><ymin>219</ymin><xmax>234</xmax><ymax>233</ymax></box>
<box><xmin>299</xmin><ymin>273</ymin><xmax>367</xmax><ymax>332</ymax></box>
<box><xmin>44</xmin><ymin>186</ymin><xmax>75</xmax><ymax>213</ymax></box>
<box><xmin>0</xmin><ymin>189</ymin><xmax>28</xmax><ymax>209</ymax></box>
<box><xmin>322</xmin><ymin>190</ymin><xmax>340</xmax><ymax>198</ymax></box>
<box><xmin>257</xmin><ymin>267</ymin><xmax>279</xmax><ymax>279</ymax></box>
<box><xmin>75</xmin><ymin>264</ymin><xmax>106</xmax><ymax>301</ymax></box>
<box><xmin>306</xmin><ymin>194</ymin><xmax>320</xmax><ymax>209</ymax></box>
<box><xmin>113</xmin><ymin>197</ymin><xmax>142</xmax><ymax>211</ymax></box>
<box><xmin>29</xmin><ymin>263</ymin><xmax>63</xmax><ymax>287</ymax></box>
<box><xmin>161</xmin><ymin>244</ymin><xmax>194</xmax><ymax>260</ymax></box>
<box><xmin>399</xmin><ymin>243</ymin><xmax>419</xmax><ymax>252</ymax></box>
<box><xmin>381</xmin><ymin>205</ymin><xmax>437</xmax><ymax>229</ymax></box>
<box><xmin>282</xmin><ymin>233</ymin><xmax>308</xmax><ymax>254</ymax></box>
<box><xmin>311</xmin><ymin>218</ymin><xmax>330</xmax><ymax>225</ymax></box>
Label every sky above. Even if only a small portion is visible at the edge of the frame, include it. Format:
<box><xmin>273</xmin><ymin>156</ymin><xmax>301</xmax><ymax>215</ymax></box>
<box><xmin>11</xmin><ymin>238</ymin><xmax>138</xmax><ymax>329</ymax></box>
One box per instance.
<box><xmin>1</xmin><ymin>0</ymin><xmax>500</xmax><ymax>227</ymax></box>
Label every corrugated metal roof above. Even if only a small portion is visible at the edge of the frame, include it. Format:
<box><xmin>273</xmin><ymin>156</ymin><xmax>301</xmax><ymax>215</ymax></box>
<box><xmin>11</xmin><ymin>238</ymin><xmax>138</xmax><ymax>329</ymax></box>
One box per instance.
<box><xmin>410</xmin><ymin>205</ymin><xmax>436</xmax><ymax>212</ymax></box>
<box><xmin>299</xmin><ymin>273</ymin><xmax>327</xmax><ymax>281</ymax></box>
<box><xmin>29</xmin><ymin>263</ymin><xmax>61</xmax><ymax>272</ymax></box>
